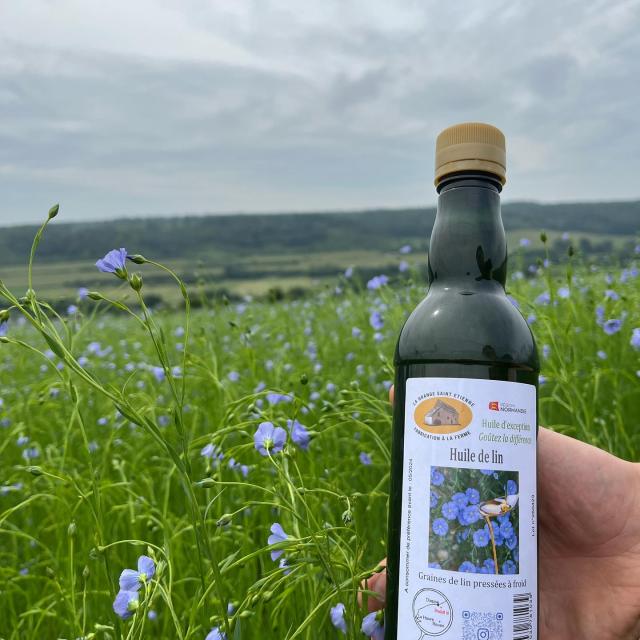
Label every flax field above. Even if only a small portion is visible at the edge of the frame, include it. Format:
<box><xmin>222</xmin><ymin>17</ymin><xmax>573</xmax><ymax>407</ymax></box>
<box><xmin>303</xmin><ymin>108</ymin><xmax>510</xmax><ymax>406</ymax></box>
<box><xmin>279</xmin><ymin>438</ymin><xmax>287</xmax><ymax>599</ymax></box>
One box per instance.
<box><xmin>1</xmin><ymin>210</ymin><xmax>639</xmax><ymax>639</ymax></box>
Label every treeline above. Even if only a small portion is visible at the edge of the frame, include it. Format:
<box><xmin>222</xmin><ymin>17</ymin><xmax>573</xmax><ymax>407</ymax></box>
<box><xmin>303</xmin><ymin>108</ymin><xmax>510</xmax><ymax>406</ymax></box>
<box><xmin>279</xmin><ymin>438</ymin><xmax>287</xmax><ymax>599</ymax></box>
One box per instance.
<box><xmin>0</xmin><ymin>200</ymin><xmax>638</xmax><ymax>266</ymax></box>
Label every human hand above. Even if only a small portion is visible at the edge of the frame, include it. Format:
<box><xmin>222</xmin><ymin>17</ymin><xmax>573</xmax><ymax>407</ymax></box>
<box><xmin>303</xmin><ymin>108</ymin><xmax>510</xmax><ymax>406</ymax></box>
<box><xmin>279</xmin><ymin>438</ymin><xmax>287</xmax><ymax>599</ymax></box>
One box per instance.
<box><xmin>361</xmin><ymin>385</ymin><xmax>640</xmax><ymax>640</ymax></box>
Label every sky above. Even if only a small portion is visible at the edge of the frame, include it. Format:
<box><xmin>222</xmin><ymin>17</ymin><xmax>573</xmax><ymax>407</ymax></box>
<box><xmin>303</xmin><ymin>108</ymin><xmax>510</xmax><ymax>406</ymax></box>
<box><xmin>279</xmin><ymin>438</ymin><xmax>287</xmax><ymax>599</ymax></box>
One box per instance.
<box><xmin>1</xmin><ymin>0</ymin><xmax>639</xmax><ymax>225</ymax></box>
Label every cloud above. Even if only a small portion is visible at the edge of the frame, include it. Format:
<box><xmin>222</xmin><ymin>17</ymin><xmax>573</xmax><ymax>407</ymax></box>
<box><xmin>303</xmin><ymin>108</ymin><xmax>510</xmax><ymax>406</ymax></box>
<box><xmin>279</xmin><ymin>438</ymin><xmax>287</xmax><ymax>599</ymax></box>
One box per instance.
<box><xmin>0</xmin><ymin>0</ymin><xmax>639</xmax><ymax>224</ymax></box>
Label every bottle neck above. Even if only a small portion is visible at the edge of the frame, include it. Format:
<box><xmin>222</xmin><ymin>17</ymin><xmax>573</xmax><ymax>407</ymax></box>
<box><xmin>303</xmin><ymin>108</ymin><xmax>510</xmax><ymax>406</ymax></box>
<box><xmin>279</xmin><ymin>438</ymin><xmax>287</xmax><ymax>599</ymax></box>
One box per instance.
<box><xmin>428</xmin><ymin>172</ymin><xmax>507</xmax><ymax>286</ymax></box>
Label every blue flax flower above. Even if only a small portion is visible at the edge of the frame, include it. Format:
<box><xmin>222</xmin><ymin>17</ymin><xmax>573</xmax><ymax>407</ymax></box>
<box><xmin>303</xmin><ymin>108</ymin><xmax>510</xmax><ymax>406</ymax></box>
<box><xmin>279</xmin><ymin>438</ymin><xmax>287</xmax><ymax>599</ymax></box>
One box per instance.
<box><xmin>202</xmin><ymin>444</ymin><xmax>224</xmax><ymax>463</ymax></box>
<box><xmin>502</xmin><ymin>560</ymin><xmax>517</xmax><ymax>574</ymax></box>
<box><xmin>459</xmin><ymin>505</ymin><xmax>480</xmax><ymax>526</ymax></box>
<box><xmin>506</xmin><ymin>535</ymin><xmax>518</xmax><ymax>550</ymax></box>
<box><xmin>361</xmin><ymin>611</ymin><xmax>384</xmax><ymax>640</ymax></box>
<box><xmin>119</xmin><ymin>555</ymin><xmax>155</xmax><ymax>592</ymax></box>
<box><xmin>507</xmin><ymin>479</ymin><xmax>518</xmax><ymax>495</ymax></box>
<box><xmin>369</xmin><ymin>311</ymin><xmax>384</xmax><ymax>330</ymax></box>
<box><xmin>113</xmin><ymin>590</ymin><xmax>139</xmax><ymax>619</ymax></box>
<box><xmin>253</xmin><ymin>422</ymin><xmax>287</xmax><ymax>456</ymax></box>
<box><xmin>430</xmin><ymin>468</ymin><xmax>445</xmax><ymax>486</ymax></box>
<box><xmin>279</xmin><ymin>557</ymin><xmax>291</xmax><ymax>575</ymax></box>
<box><xmin>428</xmin><ymin>562</ymin><xmax>442</xmax><ymax>569</ymax></box>
<box><xmin>432</xmin><ymin>518</ymin><xmax>448</xmax><ymax>536</ymax></box>
<box><xmin>535</xmin><ymin>291</ymin><xmax>550</xmax><ymax>305</ymax></box>
<box><xmin>287</xmin><ymin>419</ymin><xmax>310</xmax><ymax>451</ymax></box>
<box><xmin>451</xmin><ymin>492</ymin><xmax>468</xmax><ymax>509</ymax></box>
<box><xmin>268</xmin><ymin>523</ymin><xmax>289</xmax><ymax>561</ymax></box>
<box><xmin>266</xmin><ymin>392</ymin><xmax>293</xmax><ymax>405</ymax></box>
<box><xmin>330</xmin><ymin>603</ymin><xmax>347</xmax><ymax>634</ymax></box>
<box><xmin>500</xmin><ymin>521</ymin><xmax>515</xmax><ymax>539</ymax></box>
<box><xmin>366</xmin><ymin>275</ymin><xmax>389</xmax><ymax>290</ymax></box>
<box><xmin>458</xmin><ymin>561</ymin><xmax>477</xmax><ymax>573</ymax></box>
<box><xmin>631</xmin><ymin>328</ymin><xmax>640</xmax><ymax>350</ymax></box>
<box><xmin>360</xmin><ymin>452</ymin><xmax>373</xmax><ymax>465</ymax></box>
<box><xmin>205</xmin><ymin>627</ymin><xmax>227</xmax><ymax>640</ymax></box>
<box><xmin>96</xmin><ymin>248</ymin><xmax>128</xmax><ymax>278</ymax></box>
<box><xmin>430</xmin><ymin>490</ymin><xmax>439</xmax><ymax>509</ymax></box>
<box><xmin>473</xmin><ymin>528</ymin><xmax>490</xmax><ymax>547</ymax></box>
<box><xmin>605</xmin><ymin>289</ymin><xmax>620</xmax><ymax>301</ymax></box>
<box><xmin>465</xmin><ymin>487</ymin><xmax>480</xmax><ymax>504</ymax></box>
<box><xmin>441</xmin><ymin>501</ymin><xmax>459</xmax><ymax>520</ymax></box>
<box><xmin>603</xmin><ymin>319</ymin><xmax>622</xmax><ymax>335</ymax></box>
<box><xmin>480</xmin><ymin>559</ymin><xmax>496</xmax><ymax>574</ymax></box>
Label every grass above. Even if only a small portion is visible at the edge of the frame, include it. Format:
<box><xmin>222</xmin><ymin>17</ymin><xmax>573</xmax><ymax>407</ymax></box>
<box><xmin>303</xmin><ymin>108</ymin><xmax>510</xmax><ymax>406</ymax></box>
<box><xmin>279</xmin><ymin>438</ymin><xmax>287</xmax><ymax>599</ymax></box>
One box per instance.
<box><xmin>0</xmin><ymin>225</ymin><xmax>639</xmax><ymax>639</ymax></box>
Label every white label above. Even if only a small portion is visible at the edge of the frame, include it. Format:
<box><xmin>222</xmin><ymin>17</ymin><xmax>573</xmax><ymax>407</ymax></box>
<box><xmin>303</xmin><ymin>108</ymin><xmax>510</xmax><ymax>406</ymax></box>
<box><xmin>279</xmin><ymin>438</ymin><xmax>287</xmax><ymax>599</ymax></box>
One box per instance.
<box><xmin>397</xmin><ymin>377</ymin><xmax>537</xmax><ymax>640</ymax></box>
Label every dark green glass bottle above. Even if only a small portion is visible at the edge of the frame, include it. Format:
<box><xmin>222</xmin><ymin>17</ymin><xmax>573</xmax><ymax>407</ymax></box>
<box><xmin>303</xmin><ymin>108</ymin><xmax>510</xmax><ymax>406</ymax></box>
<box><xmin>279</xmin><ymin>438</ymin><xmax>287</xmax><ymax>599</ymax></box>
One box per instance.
<box><xmin>385</xmin><ymin>124</ymin><xmax>539</xmax><ymax>640</ymax></box>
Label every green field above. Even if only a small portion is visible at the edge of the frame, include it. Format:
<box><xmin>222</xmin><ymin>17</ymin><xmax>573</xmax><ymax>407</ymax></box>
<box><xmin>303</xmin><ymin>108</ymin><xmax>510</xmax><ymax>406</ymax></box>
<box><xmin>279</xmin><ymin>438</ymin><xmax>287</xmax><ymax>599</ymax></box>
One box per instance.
<box><xmin>0</xmin><ymin>233</ymin><xmax>639</xmax><ymax>638</ymax></box>
<box><xmin>0</xmin><ymin>228</ymin><xmax>633</xmax><ymax>306</ymax></box>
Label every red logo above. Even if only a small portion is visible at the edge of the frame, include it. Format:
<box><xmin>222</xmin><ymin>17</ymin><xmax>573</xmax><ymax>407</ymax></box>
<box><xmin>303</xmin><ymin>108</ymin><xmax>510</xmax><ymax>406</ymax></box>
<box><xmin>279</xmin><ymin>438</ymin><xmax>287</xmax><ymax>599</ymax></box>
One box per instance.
<box><xmin>488</xmin><ymin>401</ymin><xmax>500</xmax><ymax>411</ymax></box>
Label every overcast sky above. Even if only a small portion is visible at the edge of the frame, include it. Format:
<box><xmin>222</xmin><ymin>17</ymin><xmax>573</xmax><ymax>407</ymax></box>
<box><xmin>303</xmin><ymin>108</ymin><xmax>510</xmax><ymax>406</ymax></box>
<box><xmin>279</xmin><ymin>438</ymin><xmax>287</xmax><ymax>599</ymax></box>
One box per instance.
<box><xmin>1</xmin><ymin>0</ymin><xmax>639</xmax><ymax>225</ymax></box>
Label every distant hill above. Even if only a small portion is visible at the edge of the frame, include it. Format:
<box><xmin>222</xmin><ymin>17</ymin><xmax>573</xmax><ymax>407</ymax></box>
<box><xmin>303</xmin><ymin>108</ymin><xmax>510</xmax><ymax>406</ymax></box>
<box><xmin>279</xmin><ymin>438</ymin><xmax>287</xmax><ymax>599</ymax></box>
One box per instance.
<box><xmin>0</xmin><ymin>200</ymin><xmax>638</xmax><ymax>266</ymax></box>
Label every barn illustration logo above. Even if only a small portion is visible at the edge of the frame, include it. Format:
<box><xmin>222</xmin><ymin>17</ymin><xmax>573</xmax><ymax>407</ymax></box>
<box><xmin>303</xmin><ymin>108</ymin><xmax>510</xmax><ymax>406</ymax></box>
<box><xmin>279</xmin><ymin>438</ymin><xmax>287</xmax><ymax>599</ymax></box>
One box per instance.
<box><xmin>413</xmin><ymin>395</ymin><xmax>474</xmax><ymax>435</ymax></box>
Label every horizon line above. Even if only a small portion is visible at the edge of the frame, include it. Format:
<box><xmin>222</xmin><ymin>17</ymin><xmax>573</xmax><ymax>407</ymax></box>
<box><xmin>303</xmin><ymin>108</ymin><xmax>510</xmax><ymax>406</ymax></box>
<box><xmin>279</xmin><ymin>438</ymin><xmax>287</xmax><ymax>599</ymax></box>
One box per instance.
<box><xmin>1</xmin><ymin>196</ymin><xmax>639</xmax><ymax>229</ymax></box>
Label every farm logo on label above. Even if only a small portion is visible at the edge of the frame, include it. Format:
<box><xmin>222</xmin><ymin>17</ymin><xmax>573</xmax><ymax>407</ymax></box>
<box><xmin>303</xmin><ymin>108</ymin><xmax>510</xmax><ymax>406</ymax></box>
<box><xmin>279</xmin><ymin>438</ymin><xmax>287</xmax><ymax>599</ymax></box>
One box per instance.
<box><xmin>414</xmin><ymin>396</ymin><xmax>473</xmax><ymax>435</ymax></box>
<box><xmin>489</xmin><ymin>401</ymin><xmax>500</xmax><ymax>411</ymax></box>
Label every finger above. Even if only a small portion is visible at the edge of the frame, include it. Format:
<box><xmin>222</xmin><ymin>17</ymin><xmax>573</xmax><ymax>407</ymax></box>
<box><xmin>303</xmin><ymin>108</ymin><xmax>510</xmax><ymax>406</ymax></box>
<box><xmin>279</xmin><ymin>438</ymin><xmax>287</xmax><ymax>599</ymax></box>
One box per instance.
<box><xmin>389</xmin><ymin>384</ymin><xmax>394</xmax><ymax>406</ymax></box>
<box><xmin>358</xmin><ymin>559</ymin><xmax>387</xmax><ymax>612</ymax></box>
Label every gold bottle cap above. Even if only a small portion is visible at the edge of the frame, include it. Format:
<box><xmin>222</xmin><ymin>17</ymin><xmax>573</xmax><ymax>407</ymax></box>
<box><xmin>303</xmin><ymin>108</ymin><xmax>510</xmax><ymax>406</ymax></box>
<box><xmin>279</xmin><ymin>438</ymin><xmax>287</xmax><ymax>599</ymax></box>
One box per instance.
<box><xmin>435</xmin><ymin>122</ymin><xmax>506</xmax><ymax>186</ymax></box>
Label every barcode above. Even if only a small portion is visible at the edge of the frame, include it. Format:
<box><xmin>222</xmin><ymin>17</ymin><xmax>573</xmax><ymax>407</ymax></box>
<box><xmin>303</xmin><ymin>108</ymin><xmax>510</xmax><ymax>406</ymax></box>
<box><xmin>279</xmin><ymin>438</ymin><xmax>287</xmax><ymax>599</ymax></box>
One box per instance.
<box><xmin>513</xmin><ymin>593</ymin><xmax>533</xmax><ymax>640</ymax></box>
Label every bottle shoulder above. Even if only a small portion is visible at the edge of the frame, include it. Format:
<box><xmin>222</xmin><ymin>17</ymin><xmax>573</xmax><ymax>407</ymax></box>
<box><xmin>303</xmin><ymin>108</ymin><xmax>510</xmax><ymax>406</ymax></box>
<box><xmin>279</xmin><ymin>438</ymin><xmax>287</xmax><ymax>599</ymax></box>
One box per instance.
<box><xmin>396</xmin><ymin>283</ymin><xmax>539</xmax><ymax>370</ymax></box>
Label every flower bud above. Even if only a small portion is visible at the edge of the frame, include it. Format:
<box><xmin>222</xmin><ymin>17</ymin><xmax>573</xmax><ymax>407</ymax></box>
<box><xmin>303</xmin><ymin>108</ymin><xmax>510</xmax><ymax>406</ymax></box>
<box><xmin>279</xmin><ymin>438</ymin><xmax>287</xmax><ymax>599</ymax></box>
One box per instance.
<box><xmin>68</xmin><ymin>521</ymin><xmax>77</xmax><ymax>538</ymax></box>
<box><xmin>130</xmin><ymin>273</ymin><xmax>143</xmax><ymax>292</ymax></box>
<box><xmin>48</xmin><ymin>204</ymin><xmax>59</xmax><ymax>219</ymax></box>
<box><xmin>299</xmin><ymin>373</ymin><xmax>308</xmax><ymax>385</ymax></box>
<box><xmin>196</xmin><ymin>478</ymin><xmax>216</xmax><ymax>488</ymax></box>
<box><xmin>128</xmin><ymin>254</ymin><xmax>147</xmax><ymax>265</ymax></box>
<box><xmin>0</xmin><ymin>309</ymin><xmax>9</xmax><ymax>322</ymax></box>
<box><xmin>87</xmin><ymin>291</ymin><xmax>103</xmax><ymax>300</ymax></box>
<box><xmin>82</xmin><ymin>565</ymin><xmax>90</xmax><ymax>580</ymax></box>
<box><xmin>342</xmin><ymin>509</ymin><xmax>353</xmax><ymax>526</ymax></box>
<box><xmin>217</xmin><ymin>513</ymin><xmax>233</xmax><ymax>527</ymax></box>
<box><xmin>540</xmin><ymin>231</ymin><xmax>547</xmax><ymax>244</ymax></box>
<box><xmin>27</xmin><ymin>466</ymin><xmax>43</xmax><ymax>476</ymax></box>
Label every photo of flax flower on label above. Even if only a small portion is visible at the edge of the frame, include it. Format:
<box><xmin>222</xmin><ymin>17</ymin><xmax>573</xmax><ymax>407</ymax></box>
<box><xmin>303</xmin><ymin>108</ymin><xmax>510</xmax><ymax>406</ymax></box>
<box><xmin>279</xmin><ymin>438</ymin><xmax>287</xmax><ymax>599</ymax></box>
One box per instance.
<box><xmin>429</xmin><ymin>466</ymin><xmax>519</xmax><ymax>575</ymax></box>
